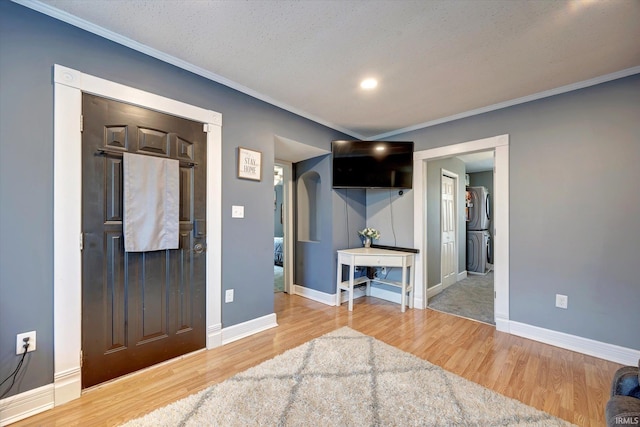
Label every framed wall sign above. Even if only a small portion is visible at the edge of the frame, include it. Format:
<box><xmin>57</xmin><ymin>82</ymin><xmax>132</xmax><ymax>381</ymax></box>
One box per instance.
<box><xmin>237</xmin><ymin>147</ymin><xmax>262</xmax><ymax>181</ymax></box>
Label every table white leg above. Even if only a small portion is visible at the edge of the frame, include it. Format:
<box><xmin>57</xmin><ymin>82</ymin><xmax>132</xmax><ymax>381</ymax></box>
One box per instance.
<box><xmin>409</xmin><ymin>265</ymin><xmax>415</xmax><ymax>309</ymax></box>
<box><xmin>336</xmin><ymin>261</ymin><xmax>342</xmax><ymax>307</ymax></box>
<box><xmin>400</xmin><ymin>266</ymin><xmax>407</xmax><ymax>312</ymax></box>
<box><xmin>348</xmin><ymin>264</ymin><xmax>354</xmax><ymax>311</ymax></box>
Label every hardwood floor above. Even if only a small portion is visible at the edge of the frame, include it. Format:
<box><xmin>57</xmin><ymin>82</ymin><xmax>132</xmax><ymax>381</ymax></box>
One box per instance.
<box><xmin>12</xmin><ymin>293</ymin><xmax>620</xmax><ymax>426</ymax></box>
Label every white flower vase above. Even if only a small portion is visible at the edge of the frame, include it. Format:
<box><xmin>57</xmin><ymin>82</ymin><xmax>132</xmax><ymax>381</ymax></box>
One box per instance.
<box><xmin>363</xmin><ymin>237</ymin><xmax>371</xmax><ymax>248</ymax></box>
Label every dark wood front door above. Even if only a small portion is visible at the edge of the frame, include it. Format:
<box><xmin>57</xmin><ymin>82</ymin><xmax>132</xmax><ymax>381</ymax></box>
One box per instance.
<box><xmin>81</xmin><ymin>94</ymin><xmax>206</xmax><ymax>388</ymax></box>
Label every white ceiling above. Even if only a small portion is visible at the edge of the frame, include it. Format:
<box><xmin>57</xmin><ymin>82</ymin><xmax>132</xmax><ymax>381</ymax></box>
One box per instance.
<box><xmin>456</xmin><ymin>151</ymin><xmax>494</xmax><ymax>173</ymax></box>
<box><xmin>19</xmin><ymin>0</ymin><xmax>640</xmax><ymax>140</ymax></box>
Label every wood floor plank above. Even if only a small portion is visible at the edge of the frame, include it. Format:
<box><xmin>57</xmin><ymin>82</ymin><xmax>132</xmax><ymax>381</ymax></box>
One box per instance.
<box><xmin>10</xmin><ymin>293</ymin><xmax>621</xmax><ymax>426</ymax></box>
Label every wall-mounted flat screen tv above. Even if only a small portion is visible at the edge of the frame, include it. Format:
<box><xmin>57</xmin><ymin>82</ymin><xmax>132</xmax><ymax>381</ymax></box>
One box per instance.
<box><xmin>332</xmin><ymin>140</ymin><xmax>414</xmax><ymax>189</ymax></box>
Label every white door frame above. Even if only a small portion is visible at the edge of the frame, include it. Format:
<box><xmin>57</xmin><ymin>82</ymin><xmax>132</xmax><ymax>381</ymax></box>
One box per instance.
<box><xmin>413</xmin><ymin>134</ymin><xmax>509</xmax><ymax>331</ymax></box>
<box><xmin>53</xmin><ymin>65</ymin><xmax>222</xmax><ymax>405</ymax></box>
<box><xmin>275</xmin><ymin>160</ymin><xmax>294</xmax><ymax>294</ymax></box>
<box><xmin>440</xmin><ymin>169</ymin><xmax>458</xmax><ymax>290</ymax></box>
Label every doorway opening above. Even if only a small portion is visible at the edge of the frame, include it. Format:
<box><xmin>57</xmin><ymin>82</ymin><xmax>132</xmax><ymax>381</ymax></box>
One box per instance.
<box><xmin>274</xmin><ymin>164</ymin><xmax>285</xmax><ymax>292</ymax></box>
<box><xmin>428</xmin><ymin>159</ymin><xmax>495</xmax><ymax>325</ymax></box>
<box><xmin>274</xmin><ymin>160</ymin><xmax>294</xmax><ymax>294</ymax></box>
<box><xmin>413</xmin><ymin>134</ymin><xmax>509</xmax><ymax>332</ymax></box>
<box><xmin>273</xmin><ymin>134</ymin><xmax>330</xmax><ymax>300</ymax></box>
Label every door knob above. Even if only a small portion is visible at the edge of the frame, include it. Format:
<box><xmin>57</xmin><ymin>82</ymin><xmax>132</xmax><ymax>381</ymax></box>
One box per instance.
<box><xmin>193</xmin><ymin>243</ymin><xmax>205</xmax><ymax>254</ymax></box>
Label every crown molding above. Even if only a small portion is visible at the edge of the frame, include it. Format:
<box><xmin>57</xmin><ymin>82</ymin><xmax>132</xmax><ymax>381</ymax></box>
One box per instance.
<box><xmin>12</xmin><ymin>0</ymin><xmax>640</xmax><ymax>142</ymax></box>
<box><xmin>13</xmin><ymin>0</ymin><xmax>364</xmax><ymax>140</ymax></box>
<box><xmin>368</xmin><ymin>66</ymin><xmax>640</xmax><ymax>140</ymax></box>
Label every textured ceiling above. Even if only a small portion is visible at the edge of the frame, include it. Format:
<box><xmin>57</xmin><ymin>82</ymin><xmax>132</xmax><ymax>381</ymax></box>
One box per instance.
<box><xmin>20</xmin><ymin>0</ymin><xmax>640</xmax><ymax>139</ymax></box>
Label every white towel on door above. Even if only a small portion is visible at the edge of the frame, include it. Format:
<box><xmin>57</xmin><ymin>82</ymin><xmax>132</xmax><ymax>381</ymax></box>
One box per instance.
<box><xmin>123</xmin><ymin>153</ymin><xmax>179</xmax><ymax>252</ymax></box>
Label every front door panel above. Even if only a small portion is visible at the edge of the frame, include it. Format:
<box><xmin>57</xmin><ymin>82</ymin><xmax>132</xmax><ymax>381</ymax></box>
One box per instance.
<box><xmin>81</xmin><ymin>94</ymin><xmax>206</xmax><ymax>388</ymax></box>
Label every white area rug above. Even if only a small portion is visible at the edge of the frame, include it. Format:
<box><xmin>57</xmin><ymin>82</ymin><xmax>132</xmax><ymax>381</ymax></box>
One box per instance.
<box><xmin>121</xmin><ymin>327</ymin><xmax>573</xmax><ymax>426</ymax></box>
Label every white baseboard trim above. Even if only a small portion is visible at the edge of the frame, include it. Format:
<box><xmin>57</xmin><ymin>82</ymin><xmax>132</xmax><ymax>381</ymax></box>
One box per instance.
<box><xmin>426</xmin><ymin>274</ymin><xmax>465</xmax><ymax>300</ymax></box>
<box><xmin>294</xmin><ymin>284</ymin><xmax>337</xmax><ymax>306</ymax></box>
<box><xmin>508</xmin><ymin>320</ymin><xmax>640</xmax><ymax>365</ymax></box>
<box><xmin>294</xmin><ymin>284</ymin><xmax>370</xmax><ymax>307</ymax></box>
<box><xmin>495</xmin><ymin>316</ymin><xmax>510</xmax><ymax>333</ymax></box>
<box><xmin>296</xmin><ymin>283</ymin><xmax>422</xmax><ymax>310</ymax></box>
<box><xmin>427</xmin><ymin>283</ymin><xmax>442</xmax><ymax>299</ymax></box>
<box><xmin>0</xmin><ymin>384</ymin><xmax>54</xmax><ymax>426</ymax></box>
<box><xmin>221</xmin><ymin>313</ymin><xmax>278</xmax><ymax>345</ymax></box>
<box><xmin>53</xmin><ymin>366</ymin><xmax>81</xmax><ymax>406</ymax></box>
<box><xmin>207</xmin><ymin>323</ymin><xmax>223</xmax><ymax>349</ymax></box>
<box><xmin>370</xmin><ymin>286</ymin><xmax>401</xmax><ymax>304</ymax></box>
<box><xmin>347</xmin><ymin>288</ymin><xmax>367</xmax><ymax>302</ymax></box>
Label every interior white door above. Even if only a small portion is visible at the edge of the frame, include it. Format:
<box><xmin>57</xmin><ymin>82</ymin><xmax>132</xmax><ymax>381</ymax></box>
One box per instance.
<box><xmin>441</xmin><ymin>174</ymin><xmax>457</xmax><ymax>288</ymax></box>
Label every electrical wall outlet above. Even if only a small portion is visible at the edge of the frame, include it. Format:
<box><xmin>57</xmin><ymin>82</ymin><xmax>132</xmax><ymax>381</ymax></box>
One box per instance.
<box><xmin>231</xmin><ymin>205</ymin><xmax>244</xmax><ymax>218</ymax></box>
<box><xmin>225</xmin><ymin>289</ymin><xmax>234</xmax><ymax>303</ymax></box>
<box><xmin>555</xmin><ymin>294</ymin><xmax>568</xmax><ymax>309</ymax></box>
<box><xmin>381</xmin><ymin>267</ymin><xmax>387</xmax><ymax>276</ymax></box>
<box><xmin>16</xmin><ymin>331</ymin><xmax>36</xmax><ymax>354</ymax></box>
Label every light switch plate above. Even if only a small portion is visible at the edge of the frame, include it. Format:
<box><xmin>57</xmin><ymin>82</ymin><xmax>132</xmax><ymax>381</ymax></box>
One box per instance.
<box><xmin>231</xmin><ymin>205</ymin><xmax>244</xmax><ymax>218</ymax></box>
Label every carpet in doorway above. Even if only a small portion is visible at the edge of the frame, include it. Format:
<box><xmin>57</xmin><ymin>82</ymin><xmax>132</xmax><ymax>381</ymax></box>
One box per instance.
<box><xmin>274</xmin><ymin>265</ymin><xmax>284</xmax><ymax>292</ymax></box>
<box><xmin>428</xmin><ymin>271</ymin><xmax>494</xmax><ymax>325</ymax></box>
<box><xmin>121</xmin><ymin>326</ymin><xmax>572</xmax><ymax>426</ymax></box>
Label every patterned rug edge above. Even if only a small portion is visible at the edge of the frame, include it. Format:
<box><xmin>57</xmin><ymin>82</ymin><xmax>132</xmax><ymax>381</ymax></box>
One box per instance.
<box><xmin>121</xmin><ymin>327</ymin><xmax>575</xmax><ymax>427</ymax></box>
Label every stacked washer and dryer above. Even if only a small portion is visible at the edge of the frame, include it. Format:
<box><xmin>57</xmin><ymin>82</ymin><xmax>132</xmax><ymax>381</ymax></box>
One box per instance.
<box><xmin>465</xmin><ymin>186</ymin><xmax>492</xmax><ymax>274</ymax></box>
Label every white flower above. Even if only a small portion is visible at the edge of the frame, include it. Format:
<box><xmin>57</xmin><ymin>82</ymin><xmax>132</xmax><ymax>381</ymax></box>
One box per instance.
<box><xmin>358</xmin><ymin>227</ymin><xmax>380</xmax><ymax>240</ymax></box>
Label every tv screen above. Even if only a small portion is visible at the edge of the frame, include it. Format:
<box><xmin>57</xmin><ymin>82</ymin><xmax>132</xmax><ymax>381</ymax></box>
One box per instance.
<box><xmin>332</xmin><ymin>140</ymin><xmax>413</xmax><ymax>189</ymax></box>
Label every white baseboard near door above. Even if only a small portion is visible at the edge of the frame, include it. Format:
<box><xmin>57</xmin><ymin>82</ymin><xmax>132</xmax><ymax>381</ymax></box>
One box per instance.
<box><xmin>426</xmin><ymin>273</ymin><xmax>466</xmax><ymax>301</ymax></box>
<box><xmin>221</xmin><ymin>313</ymin><xmax>278</xmax><ymax>345</ymax></box>
<box><xmin>427</xmin><ymin>283</ymin><xmax>442</xmax><ymax>299</ymax></box>
<box><xmin>507</xmin><ymin>320</ymin><xmax>640</xmax><ymax>366</ymax></box>
<box><xmin>0</xmin><ymin>384</ymin><xmax>54</xmax><ymax>426</ymax></box>
<box><xmin>1</xmin><ymin>314</ymin><xmax>278</xmax><ymax>425</ymax></box>
<box><xmin>207</xmin><ymin>323</ymin><xmax>223</xmax><ymax>349</ymax></box>
<box><xmin>495</xmin><ymin>317</ymin><xmax>510</xmax><ymax>333</ymax></box>
<box><xmin>53</xmin><ymin>366</ymin><xmax>81</xmax><ymax>406</ymax></box>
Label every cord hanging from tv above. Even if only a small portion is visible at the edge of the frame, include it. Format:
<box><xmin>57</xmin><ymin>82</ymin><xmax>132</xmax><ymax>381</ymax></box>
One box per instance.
<box><xmin>331</xmin><ymin>140</ymin><xmax>414</xmax><ymax>189</ymax></box>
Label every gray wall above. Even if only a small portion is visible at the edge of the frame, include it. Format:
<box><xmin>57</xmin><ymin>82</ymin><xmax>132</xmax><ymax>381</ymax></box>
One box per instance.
<box><xmin>0</xmin><ymin>2</ymin><xmax>350</xmax><ymax>397</ymax></box>
<box><xmin>426</xmin><ymin>158</ymin><xmax>467</xmax><ymax>287</ymax></box>
<box><xmin>333</xmin><ymin>188</ymin><xmax>367</xmax><ymax>283</ymax></box>
<box><xmin>364</xmin><ymin>189</ymin><xmax>414</xmax><ymax>290</ymax></box>
<box><xmin>294</xmin><ymin>155</ymin><xmax>336</xmax><ymax>294</ymax></box>
<box><xmin>366</xmin><ymin>189</ymin><xmax>414</xmax><ymax>248</ymax></box>
<box><xmin>333</xmin><ymin>188</ymin><xmax>367</xmax><ymax>251</ymax></box>
<box><xmin>393</xmin><ymin>74</ymin><xmax>640</xmax><ymax>349</ymax></box>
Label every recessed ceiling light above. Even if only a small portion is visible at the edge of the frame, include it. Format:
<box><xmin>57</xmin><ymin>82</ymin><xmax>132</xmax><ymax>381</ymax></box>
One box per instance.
<box><xmin>360</xmin><ymin>78</ymin><xmax>378</xmax><ymax>90</ymax></box>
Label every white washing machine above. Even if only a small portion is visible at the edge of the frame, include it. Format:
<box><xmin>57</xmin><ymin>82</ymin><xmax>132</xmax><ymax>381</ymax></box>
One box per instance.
<box><xmin>467</xmin><ymin>230</ymin><xmax>490</xmax><ymax>274</ymax></box>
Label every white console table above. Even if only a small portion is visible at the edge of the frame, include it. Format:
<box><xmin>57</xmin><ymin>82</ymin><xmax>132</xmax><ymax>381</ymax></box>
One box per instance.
<box><xmin>336</xmin><ymin>247</ymin><xmax>415</xmax><ymax>312</ymax></box>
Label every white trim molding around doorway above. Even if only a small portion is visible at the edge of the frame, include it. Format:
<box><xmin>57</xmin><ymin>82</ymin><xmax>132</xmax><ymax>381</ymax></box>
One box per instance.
<box><xmin>52</xmin><ymin>64</ymin><xmax>222</xmax><ymax>406</ymax></box>
<box><xmin>412</xmin><ymin>134</ymin><xmax>510</xmax><ymax>330</ymax></box>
